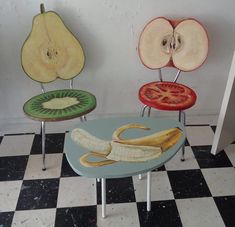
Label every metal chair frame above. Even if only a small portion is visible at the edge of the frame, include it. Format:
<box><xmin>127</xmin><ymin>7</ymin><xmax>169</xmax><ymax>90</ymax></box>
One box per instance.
<box><xmin>140</xmin><ymin>68</ymin><xmax>186</xmax><ymax>162</ymax></box>
<box><xmin>40</xmin><ymin>79</ymin><xmax>87</xmax><ymax>170</ymax></box>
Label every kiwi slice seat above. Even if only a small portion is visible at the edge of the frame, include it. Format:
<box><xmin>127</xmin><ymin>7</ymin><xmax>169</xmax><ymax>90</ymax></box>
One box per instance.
<box><xmin>23</xmin><ymin>89</ymin><xmax>96</xmax><ymax>122</ymax></box>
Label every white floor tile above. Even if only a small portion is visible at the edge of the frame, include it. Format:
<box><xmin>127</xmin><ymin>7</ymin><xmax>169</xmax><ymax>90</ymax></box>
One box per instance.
<box><xmin>0</xmin><ymin>135</ymin><xmax>34</xmax><ymax>157</ymax></box>
<box><xmin>165</xmin><ymin>147</ymin><xmax>200</xmax><ymax>170</ymax></box>
<box><xmin>57</xmin><ymin>177</ymin><xmax>96</xmax><ymax>208</ymax></box>
<box><xmin>97</xmin><ymin>203</ymin><xmax>140</xmax><ymax>227</ymax></box>
<box><xmin>0</xmin><ymin>181</ymin><xmax>22</xmax><ymax>212</ymax></box>
<box><xmin>224</xmin><ymin>144</ymin><xmax>235</xmax><ymax>166</ymax></box>
<box><xmin>176</xmin><ymin>197</ymin><xmax>225</xmax><ymax>227</ymax></box>
<box><xmin>202</xmin><ymin>167</ymin><xmax>235</xmax><ymax>196</ymax></box>
<box><xmin>186</xmin><ymin>126</ymin><xmax>214</xmax><ymax>146</ymax></box>
<box><xmin>133</xmin><ymin>171</ymin><xmax>174</xmax><ymax>202</ymax></box>
<box><xmin>24</xmin><ymin>154</ymin><xmax>63</xmax><ymax>180</ymax></box>
<box><xmin>12</xmin><ymin>208</ymin><xmax>56</xmax><ymax>227</ymax></box>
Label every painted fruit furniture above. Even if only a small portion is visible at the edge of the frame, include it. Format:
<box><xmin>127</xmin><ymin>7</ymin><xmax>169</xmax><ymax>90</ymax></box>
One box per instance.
<box><xmin>138</xmin><ymin>17</ymin><xmax>209</xmax><ymax>161</ymax></box>
<box><xmin>65</xmin><ymin>117</ymin><xmax>186</xmax><ymax>218</ymax></box>
<box><xmin>22</xmin><ymin>4</ymin><xmax>96</xmax><ymax>170</ymax></box>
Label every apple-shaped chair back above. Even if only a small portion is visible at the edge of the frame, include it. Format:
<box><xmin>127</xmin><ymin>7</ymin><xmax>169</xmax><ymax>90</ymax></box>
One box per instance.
<box><xmin>138</xmin><ymin>17</ymin><xmax>209</xmax><ymax>72</ymax></box>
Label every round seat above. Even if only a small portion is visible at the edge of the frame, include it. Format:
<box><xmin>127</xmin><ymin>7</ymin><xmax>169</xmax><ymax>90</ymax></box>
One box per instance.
<box><xmin>23</xmin><ymin>89</ymin><xmax>96</xmax><ymax>121</ymax></box>
<box><xmin>139</xmin><ymin>81</ymin><xmax>197</xmax><ymax>111</ymax></box>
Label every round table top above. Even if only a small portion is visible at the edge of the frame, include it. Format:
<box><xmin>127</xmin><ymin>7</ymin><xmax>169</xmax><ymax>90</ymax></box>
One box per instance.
<box><xmin>65</xmin><ymin>116</ymin><xmax>186</xmax><ymax>178</ymax></box>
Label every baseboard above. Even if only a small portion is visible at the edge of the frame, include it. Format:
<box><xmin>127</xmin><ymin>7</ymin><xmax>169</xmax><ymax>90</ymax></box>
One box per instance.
<box><xmin>0</xmin><ymin>112</ymin><xmax>218</xmax><ymax>135</ymax></box>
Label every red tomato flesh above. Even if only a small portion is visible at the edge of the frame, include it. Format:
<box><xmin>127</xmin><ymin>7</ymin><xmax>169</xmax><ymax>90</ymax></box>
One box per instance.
<box><xmin>139</xmin><ymin>81</ymin><xmax>197</xmax><ymax>111</ymax></box>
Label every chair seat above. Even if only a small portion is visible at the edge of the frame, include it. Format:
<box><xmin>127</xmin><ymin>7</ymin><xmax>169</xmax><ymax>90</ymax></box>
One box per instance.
<box><xmin>139</xmin><ymin>81</ymin><xmax>197</xmax><ymax>111</ymax></box>
<box><xmin>23</xmin><ymin>89</ymin><xmax>96</xmax><ymax>121</ymax></box>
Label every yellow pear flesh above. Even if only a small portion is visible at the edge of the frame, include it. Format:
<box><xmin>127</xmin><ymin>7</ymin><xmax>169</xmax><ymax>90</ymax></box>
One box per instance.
<box><xmin>21</xmin><ymin>11</ymin><xmax>85</xmax><ymax>83</ymax></box>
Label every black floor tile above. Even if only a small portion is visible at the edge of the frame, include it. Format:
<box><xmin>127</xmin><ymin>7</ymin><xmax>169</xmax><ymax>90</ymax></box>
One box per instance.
<box><xmin>55</xmin><ymin>206</ymin><xmax>97</xmax><ymax>227</ymax></box>
<box><xmin>214</xmin><ymin>196</ymin><xmax>235</xmax><ymax>227</ymax></box>
<box><xmin>0</xmin><ymin>156</ymin><xmax>28</xmax><ymax>181</ymax></box>
<box><xmin>137</xmin><ymin>200</ymin><xmax>182</xmax><ymax>227</ymax></box>
<box><xmin>61</xmin><ymin>154</ymin><xmax>80</xmax><ymax>177</ymax></box>
<box><xmin>0</xmin><ymin>136</ymin><xmax>3</xmax><ymax>144</ymax></box>
<box><xmin>211</xmin><ymin>125</ymin><xmax>216</xmax><ymax>133</ymax></box>
<box><xmin>97</xmin><ymin>177</ymin><xmax>136</xmax><ymax>204</ymax></box>
<box><xmin>192</xmin><ymin>146</ymin><xmax>233</xmax><ymax>168</ymax></box>
<box><xmin>167</xmin><ymin>169</ymin><xmax>211</xmax><ymax>199</ymax></box>
<box><xmin>185</xmin><ymin>138</ymin><xmax>190</xmax><ymax>146</ymax></box>
<box><xmin>152</xmin><ymin>165</ymin><xmax>166</xmax><ymax>171</ymax></box>
<box><xmin>0</xmin><ymin>212</ymin><xmax>14</xmax><ymax>227</ymax></box>
<box><xmin>31</xmin><ymin>133</ymin><xmax>65</xmax><ymax>154</ymax></box>
<box><xmin>4</xmin><ymin>133</ymin><xmax>35</xmax><ymax>136</ymax></box>
<box><xmin>16</xmin><ymin>179</ymin><xmax>59</xmax><ymax>210</ymax></box>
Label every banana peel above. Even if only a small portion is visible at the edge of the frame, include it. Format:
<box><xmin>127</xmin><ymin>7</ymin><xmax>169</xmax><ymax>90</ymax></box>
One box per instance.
<box><xmin>71</xmin><ymin>123</ymin><xmax>183</xmax><ymax>167</ymax></box>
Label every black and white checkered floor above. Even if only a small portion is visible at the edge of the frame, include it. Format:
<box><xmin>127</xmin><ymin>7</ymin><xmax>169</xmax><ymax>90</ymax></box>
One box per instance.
<box><xmin>0</xmin><ymin>124</ymin><xmax>235</xmax><ymax>227</ymax></box>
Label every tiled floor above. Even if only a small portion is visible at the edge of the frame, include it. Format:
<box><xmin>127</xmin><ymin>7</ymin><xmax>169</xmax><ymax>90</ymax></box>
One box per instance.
<box><xmin>0</xmin><ymin>124</ymin><xmax>235</xmax><ymax>227</ymax></box>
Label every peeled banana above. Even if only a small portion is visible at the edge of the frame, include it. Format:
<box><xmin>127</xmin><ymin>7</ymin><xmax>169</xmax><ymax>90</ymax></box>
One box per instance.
<box><xmin>71</xmin><ymin>128</ymin><xmax>111</xmax><ymax>155</ymax></box>
<box><xmin>71</xmin><ymin>123</ymin><xmax>183</xmax><ymax>167</ymax></box>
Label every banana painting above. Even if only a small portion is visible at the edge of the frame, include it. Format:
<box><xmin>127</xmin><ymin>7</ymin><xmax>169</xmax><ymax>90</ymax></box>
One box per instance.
<box><xmin>71</xmin><ymin>123</ymin><xmax>183</xmax><ymax>167</ymax></box>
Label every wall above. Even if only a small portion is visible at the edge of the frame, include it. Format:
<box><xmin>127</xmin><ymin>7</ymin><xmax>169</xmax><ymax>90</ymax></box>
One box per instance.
<box><xmin>0</xmin><ymin>0</ymin><xmax>235</xmax><ymax>130</ymax></box>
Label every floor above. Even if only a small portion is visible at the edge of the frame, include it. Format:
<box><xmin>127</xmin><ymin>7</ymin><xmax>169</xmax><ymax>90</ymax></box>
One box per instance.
<box><xmin>0</xmin><ymin>123</ymin><xmax>235</xmax><ymax>227</ymax></box>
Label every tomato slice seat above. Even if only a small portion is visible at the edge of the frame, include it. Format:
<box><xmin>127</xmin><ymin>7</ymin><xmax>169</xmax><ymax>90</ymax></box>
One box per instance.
<box><xmin>139</xmin><ymin>81</ymin><xmax>197</xmax><ymax>111</ymax></box>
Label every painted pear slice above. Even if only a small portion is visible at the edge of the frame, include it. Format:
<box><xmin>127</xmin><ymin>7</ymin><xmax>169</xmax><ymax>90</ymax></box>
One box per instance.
<box><xmin>138</xmin><ymin>17</ymin><xmax>208</xmax><ymax>71</ymax></box>
<box><xmin>21</xmin><ymin>10</ymin><xmax>85</xmax><ymax>83</ymax></box>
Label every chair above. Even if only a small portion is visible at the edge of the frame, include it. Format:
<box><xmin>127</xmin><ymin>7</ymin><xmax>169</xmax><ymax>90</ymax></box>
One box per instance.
<box><xmin>21</xmin><ymin>4</ymin><xmax>96</xmax><ymax>170</ymax></box>
<box><xmin>137</xmin><ymin>17</ymin><xmax>209</xmax><ymax>161</ymax></box>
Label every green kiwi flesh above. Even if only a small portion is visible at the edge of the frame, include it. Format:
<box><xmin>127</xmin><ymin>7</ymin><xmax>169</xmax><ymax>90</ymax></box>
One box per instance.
<box><xmin>23</xmin><ymin>89</ymin><xmax>96</xmax><ymax>121</ymax></box>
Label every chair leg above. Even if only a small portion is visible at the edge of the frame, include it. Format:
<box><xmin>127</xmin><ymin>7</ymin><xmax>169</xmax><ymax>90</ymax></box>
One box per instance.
<box><xmin>80</xmin><ymin>115</ymin><xmax>87</xmax><ymax>122</ymax></box>
<box><xmin>147</xmin><ymin>107</ymin><xmax>151</xmax><ymax>117</ymax></box>
<box><xmin>147</xmin><ymin>171</ymin><xmax>151</xmax><ymax>211</ymax></box>
<box><xmin>140</xmin><ymin>105</ymin><xmax>151</xmax><ymax>117</ymax></box>
<box><xmin>179</xmin><ymin>111</ymin><xmax>186</xmax><ymax>161</ymax></box>
<box><xmin>140</xmin><ymin>105</ymin><xmax>148</xmax><ymax>117</ymax></box>
<box><xmin>139</xmin><ymin>105</ymin><xmax>151</xmax><ymax>179</ymax></box>
<box><xmin>41</xmin><ymin>121</ymin><xmax>46</xmax><ymax>171</ymax></box>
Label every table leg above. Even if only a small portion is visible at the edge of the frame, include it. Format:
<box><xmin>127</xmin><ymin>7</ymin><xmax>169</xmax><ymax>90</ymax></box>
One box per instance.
<box><xmin>101</xmin><ymin>178</ymin><xmax>106</xmax><ymax>218</ymax></box>
<box><xmin>147</xmin><ymin>171</ymin><xmax>151</xmax><ymax>211</ymax></box>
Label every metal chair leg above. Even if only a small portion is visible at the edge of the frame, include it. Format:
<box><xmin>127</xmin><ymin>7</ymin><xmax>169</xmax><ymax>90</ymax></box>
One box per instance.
<box><xmin>140</xmin><ymin>105</ymin><xmax>148</xmax><ymax>117</ymax></box>
<box><xmin>140</xmin><ymin>105</ymin><xmax>151</xmax><ymax>117</ymax></box>
<box><xmin>147</xmin><ymin>107</ymin><xmax>151</xmax><ymax>117</ymax></box>
<box><xmin>80</xmin><ymin>115</ymin><xmax>87</xmax><ymax>122</ymax></box>
<box><xmin>41</xmin><ymin>121</ymin><xmax>46</xmax><ymax>171</ymax></box>
<box><xmin>179</xmin><ymin>111</ymin><xmax>186</xmax><ymax>161</ymax></box>
<box><xmin>101</xmin><ymin>178</ymin><xmax>106</xmax><ymax>218</ymax></box>
<box><xmin>147</xmin><ymin>171</ymin><xmax>151</xmax><ymax>211</ymax></box>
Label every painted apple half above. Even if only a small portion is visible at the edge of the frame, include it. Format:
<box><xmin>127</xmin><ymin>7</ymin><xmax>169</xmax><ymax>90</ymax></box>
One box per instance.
<box><xmin>138</xmin><ymin>17</ymin><xmax>209</xmax><ymax>71</ymax></box>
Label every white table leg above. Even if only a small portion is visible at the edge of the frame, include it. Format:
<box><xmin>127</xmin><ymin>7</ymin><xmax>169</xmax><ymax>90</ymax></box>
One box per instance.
<box><xmin>147</xmin><ymin>171</ymin><xmax>151</xmax><ymax>211</ymax></box>
<box><xmin>101</xmin><ymin>178</ymin><xmax>106</xmax><ymax>218</ymax></box>
<box><xmin>138</xmin><ymin>174</ymin><xmax>142</xmax><ymax>180</ymax></box>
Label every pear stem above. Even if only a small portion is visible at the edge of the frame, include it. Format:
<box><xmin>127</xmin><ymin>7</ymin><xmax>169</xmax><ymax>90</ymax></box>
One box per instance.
<box><xmin>40</xmin><ymin>3</ymin><xmax>45</xmax><ymax>14</ymax></box>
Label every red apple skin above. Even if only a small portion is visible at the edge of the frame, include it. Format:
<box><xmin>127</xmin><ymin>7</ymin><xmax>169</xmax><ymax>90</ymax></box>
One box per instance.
<box><xmin>138</xmin><ymin>17</ymin><xmax>209</xmax><ymax>72</ymax></box>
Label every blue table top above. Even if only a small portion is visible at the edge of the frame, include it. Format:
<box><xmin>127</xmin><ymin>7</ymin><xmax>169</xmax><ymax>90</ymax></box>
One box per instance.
<box><xmin>65</xmin><ymin>117</ymin><xmax>186</xmax><ymax>178</ymax></box>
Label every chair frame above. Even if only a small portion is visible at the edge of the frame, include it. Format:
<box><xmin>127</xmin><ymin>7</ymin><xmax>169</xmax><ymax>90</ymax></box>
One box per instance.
<box><xmin>140</xmin><ymin>68</ymin><xmax>186</xmax><ymax>162</ymax></box>
<box><xmin>40</xmin><ymin>79</ymin><xmax>87</xmax><ymax>170</ymax></box>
